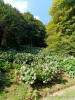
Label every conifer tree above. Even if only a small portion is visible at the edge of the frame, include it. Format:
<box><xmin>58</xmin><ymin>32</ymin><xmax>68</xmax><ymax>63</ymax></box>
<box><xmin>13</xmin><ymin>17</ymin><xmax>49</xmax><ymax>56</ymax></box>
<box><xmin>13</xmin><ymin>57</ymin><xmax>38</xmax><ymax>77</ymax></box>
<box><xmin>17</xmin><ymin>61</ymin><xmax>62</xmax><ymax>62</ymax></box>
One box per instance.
<box><xmin>46</xmin><ymin>0</ymin><xmax>75</xmax><ymax>54</ymax></box>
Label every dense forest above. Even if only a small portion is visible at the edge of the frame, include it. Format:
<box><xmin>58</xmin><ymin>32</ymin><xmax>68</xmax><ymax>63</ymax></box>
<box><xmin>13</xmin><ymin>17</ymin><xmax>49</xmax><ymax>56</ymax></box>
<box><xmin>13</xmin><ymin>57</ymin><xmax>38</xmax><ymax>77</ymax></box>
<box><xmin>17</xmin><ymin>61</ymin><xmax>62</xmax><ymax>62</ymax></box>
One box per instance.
<box><xmin>0</xmin><ymin>0</ymin><xmax>46</xmax><ymax>48</ymax></box>
<box><xmin>0</xmin><ymin>0</ymin><xmax>75</xmax><ymax>55</ymax></box>
<box><xmin>0</xmin><ymin>0</ymin><xmax>75</xmax><ymax>100</ymax></box>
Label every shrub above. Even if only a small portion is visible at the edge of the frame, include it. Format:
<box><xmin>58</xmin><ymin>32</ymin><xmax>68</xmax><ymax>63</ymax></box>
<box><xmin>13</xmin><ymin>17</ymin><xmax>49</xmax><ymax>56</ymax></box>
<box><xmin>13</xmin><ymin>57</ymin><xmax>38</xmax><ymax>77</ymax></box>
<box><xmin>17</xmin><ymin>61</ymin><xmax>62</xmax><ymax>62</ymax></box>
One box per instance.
<box><xmin>18</xmin><ymin>53</ymin><xmax>62</xmax><ymax>84</ymax></box>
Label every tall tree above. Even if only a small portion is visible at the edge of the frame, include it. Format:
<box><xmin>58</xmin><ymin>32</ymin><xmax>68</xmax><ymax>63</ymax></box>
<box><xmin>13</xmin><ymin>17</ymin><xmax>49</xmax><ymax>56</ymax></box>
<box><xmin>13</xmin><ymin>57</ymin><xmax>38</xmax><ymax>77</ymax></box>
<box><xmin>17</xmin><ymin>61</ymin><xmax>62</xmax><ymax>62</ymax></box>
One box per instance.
<box><xmin>22</xmin><ymin>12</ymin><xmax>46</xmax><ymax>47</ymax></box>
<box><xmin>0</xmin><ymin>0</ymin><xmax>27</xmax><ymax>47</ymax></box>
<box><xmin>0</xmin><ymin>0</ymin><xmax>5</xmax><ymax>46</ymax></box>
<box><xmin>46</xmin><ymin>0</ymin><xmax>75</xmax><ymax>54</ymax></box>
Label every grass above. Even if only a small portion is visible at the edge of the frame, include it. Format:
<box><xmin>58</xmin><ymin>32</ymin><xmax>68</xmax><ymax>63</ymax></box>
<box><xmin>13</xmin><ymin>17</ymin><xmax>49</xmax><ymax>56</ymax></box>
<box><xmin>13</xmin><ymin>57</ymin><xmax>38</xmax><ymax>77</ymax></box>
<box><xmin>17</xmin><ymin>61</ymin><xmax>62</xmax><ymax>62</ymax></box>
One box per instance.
<box><xmin>44</xmin><ymin>86</ymin><xmax>75</xmax><ymax>100</ymax></box>
<box><xmin>39</xmin><ymin>74</ymin><xmax>75</xmax><ymax>98</ymax></box>
<box><xmin>1</xmin><ymin>73</ymin><xmax>75</xmax><ymax>100</ymax></box>
<box><xmin>0</xmin><ymin>84</ymin><xmax>28</xmax><ymax>100</ymax></box>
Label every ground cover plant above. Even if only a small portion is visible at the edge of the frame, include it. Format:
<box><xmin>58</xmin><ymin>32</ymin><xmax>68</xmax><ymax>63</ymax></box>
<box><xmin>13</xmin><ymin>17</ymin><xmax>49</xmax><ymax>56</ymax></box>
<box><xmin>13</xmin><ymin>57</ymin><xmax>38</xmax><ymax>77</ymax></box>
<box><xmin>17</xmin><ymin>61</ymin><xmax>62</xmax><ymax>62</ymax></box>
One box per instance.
<box><xmin>0</xmin><ymin>46</ymin><xmax>75</xmax><ymax>100</ymax></box>
<box><xmin>0</xmin><ymin>83</ymin><xmax>39</xmax><ymax>100</ymax></box>
<box><xmin>1</xmin><ymin>46</ymin><xmax>75</xmax><ymax>85</ymax></box>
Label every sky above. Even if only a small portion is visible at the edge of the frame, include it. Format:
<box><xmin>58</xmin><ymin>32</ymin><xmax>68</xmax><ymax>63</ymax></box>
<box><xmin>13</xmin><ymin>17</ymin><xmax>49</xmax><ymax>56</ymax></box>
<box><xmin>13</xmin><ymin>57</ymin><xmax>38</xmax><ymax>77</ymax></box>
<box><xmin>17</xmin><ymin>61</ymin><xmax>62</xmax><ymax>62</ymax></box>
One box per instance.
<box><xmin>3</xmin><ymin>0</ymin><xmax>53</xmax><ymax>24</ymax></box>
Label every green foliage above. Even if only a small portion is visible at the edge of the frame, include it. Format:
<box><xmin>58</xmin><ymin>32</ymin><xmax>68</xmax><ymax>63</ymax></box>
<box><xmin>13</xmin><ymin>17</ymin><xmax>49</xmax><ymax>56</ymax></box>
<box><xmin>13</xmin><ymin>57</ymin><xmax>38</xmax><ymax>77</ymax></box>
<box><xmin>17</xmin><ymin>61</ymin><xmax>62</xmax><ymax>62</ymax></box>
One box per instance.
<box><xmin>17</xmin><ymin>50</ymin><xmax>75</xmax><ymax>85</ymax></box>
<box><xmin>1</xmin><ymin>47</ymin><xmax>75</xmax><ymax>85</ymax></box>
<box><xmin>58</xmin><ymin>0</ymin><xmax>75</xmax><ymax>8</ymax></box>
<box><xmin>22</xmin><ymin>12</ymin><xmax>46</xmax><ymax>47</ymax></box>
<box><xmin>0</xmin><ymin>61</ymin><xmax>10</xmax><ymax>71</ymax></box>
<box><xmin>20</xmin><ymin>45</ymin><xmax>40</xmax><ymax>54</ymax></box>
<box><xmin>0</xmin><ymin>0</ymin><xmax>26</xmax><ymax>47</ymax></box>
<box><xmin>0</xmin><ymin>46</ymin><xmax>41</xmax><ymax>71</ymax></box>
<box><xmin>0</xmin><ymin>0</ymin><xmax>46</xmax><ymax>48</ymax></box>
<box><xmin>17</xmin><ymin>52</ymin><xmax>61</xmax><ymax>84</ymax></box>
<box><xmin>46</xmin><ymin>0</ymin><xmax>75</xmax><ymax>55</ymax></box>
<box><xmin>0</xmin><ymin>82</ymin><xmax>39</xmax><ymax>100</ymax></box>
<box><xmin>0</xmin><ymin>49</ymin><xmax>16</xmax><ymax>71</ymax></box>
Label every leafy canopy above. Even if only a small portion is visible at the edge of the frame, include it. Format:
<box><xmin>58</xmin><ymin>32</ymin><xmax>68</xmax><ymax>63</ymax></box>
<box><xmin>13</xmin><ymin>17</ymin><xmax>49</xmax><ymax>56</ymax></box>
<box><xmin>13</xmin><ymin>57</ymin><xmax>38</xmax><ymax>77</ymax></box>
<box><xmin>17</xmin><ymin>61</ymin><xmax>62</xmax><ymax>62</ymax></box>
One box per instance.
<box><xmin>46</xmin><ymin>0</ymin><xmax>75</xmax><ymax>55</ymax></box>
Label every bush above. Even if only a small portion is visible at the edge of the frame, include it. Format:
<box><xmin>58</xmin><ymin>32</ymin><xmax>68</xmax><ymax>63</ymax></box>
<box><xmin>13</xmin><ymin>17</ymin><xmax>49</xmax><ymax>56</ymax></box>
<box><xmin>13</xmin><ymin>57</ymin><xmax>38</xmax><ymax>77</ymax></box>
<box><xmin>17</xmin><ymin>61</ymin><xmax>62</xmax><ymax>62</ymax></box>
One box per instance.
<box><xmin>1</xmin><ymin>47</ymin><xmax>75</xmax><ymax>84</ymax></box>
<box><xmin>18</xmin><ymin>52</ymin><xmax>62</xmax><ymax>84</ymax></box>
<box><xmin>17</xmin><ymin>51</ymin><xmax>75</xmax><ymax>84</ymax></box>
<box><xmin>0</xmin><ymin>49</ymin><xmax>16</xmax><ymax>71</ymax></box>
<box><xmin>0</xmin><ymin>61</ymin><xmax>11</xmax><ymax>71</ymax></box>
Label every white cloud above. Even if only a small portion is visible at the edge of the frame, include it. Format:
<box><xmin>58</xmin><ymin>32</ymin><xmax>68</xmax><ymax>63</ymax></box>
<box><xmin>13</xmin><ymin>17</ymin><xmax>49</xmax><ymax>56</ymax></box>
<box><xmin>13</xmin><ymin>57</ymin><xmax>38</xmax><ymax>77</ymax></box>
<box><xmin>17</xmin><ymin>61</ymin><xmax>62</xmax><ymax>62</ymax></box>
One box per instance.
<box><xmin>34</xmin><ymin>16</ymin><xmax>40</xmax><ymax>20</ymax></box>
<box><xmin>3</xmin><ymin>0</ymin><xmax>28</xmax><ymax>13</ymax></box>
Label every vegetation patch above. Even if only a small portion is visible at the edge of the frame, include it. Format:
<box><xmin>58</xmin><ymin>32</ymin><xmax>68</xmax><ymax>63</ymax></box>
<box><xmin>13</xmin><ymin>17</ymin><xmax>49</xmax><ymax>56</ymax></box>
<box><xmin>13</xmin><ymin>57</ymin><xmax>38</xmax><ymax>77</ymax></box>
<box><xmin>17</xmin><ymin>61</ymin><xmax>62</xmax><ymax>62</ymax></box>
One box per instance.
<box><xmin>0</xmin><ymin>0</ymin><xmax>75</xmax><ymax>99</ymax></box>
<box><xmin>0</xmin><ymin>47</ymin><xmax>75</xmax><ymax>100</ymax></box>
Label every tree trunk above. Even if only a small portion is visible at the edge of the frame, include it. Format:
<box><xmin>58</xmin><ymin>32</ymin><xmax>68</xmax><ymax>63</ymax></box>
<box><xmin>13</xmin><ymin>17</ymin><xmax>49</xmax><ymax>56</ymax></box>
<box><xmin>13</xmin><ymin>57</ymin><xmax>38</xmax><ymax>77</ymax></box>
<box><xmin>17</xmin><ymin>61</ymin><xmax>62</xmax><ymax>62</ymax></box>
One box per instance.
<box><xmin>0</xmin><ymin>29</ymin><xmax>3</xmax><ymax>46</ymax></box>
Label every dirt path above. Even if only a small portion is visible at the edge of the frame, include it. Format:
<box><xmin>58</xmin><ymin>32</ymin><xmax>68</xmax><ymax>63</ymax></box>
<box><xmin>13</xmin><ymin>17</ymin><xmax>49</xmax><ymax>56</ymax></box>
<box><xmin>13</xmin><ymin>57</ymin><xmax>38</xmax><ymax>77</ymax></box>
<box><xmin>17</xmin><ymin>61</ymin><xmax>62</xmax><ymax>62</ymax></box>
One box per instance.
<box><xmin>50</xmin><ymin>85</ymin><xmax>75</xmax><ymax>96</ymax></box>
<box><xmin>42</xmin><ymin>85</ymin><xmax>75</xmax><ymax>100</ymax></box>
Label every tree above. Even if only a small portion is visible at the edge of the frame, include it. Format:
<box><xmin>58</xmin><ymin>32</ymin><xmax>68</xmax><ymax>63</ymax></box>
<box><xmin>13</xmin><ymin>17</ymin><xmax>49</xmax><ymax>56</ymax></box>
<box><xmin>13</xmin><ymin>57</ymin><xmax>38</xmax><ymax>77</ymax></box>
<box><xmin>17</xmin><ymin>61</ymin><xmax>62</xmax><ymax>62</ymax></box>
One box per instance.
<box><xmin>0</xmin><ymin>0</ymin><xmax>27</xmax><ymax>47</ymax></box>
<box><xmin>0</xmin><ymin>0</ymin><xmax>5</xmax><ymax>46</ymax></box>
<box><xmin>0</xmin><ymin>1</ymin><xmax>46</xmax><ymax>48</ymax></box>
<box><xmin>22</xmin><ymin>12</ymin><xmax>46</xmax><ymax>47</ymax></box>
<box><xmin>46</xmin><ymin>0</ymin><xmax>75</xmax><ymax>54</ymax></box>
<box><xmin>58</xmin><ymin>0</ymin><xmax>75</xmax><ymax>8</ymax></box>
